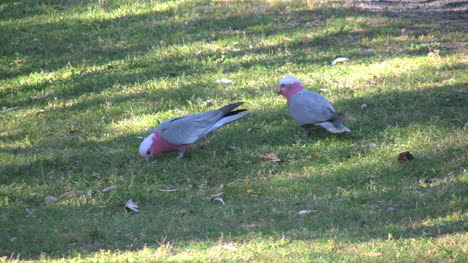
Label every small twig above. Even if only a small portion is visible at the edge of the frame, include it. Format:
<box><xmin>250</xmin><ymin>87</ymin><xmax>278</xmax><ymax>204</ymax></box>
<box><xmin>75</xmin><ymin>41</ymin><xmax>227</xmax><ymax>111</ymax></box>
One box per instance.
<box><xmin>0</xmin><ymin>106</ymin><xmax>19</xmax><ymax>113</ymax></box>
<box><xmin>157</xmin><ymin>189</ymin><xmax>179</xmax><ymax>192</ymax></box>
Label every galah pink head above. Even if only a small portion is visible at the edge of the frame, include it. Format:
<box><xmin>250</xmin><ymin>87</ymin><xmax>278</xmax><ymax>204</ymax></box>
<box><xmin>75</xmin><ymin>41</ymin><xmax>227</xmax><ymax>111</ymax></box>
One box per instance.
<box><xmin>139</xmin><ymin>131</ymin><xmax>190</xmax><ymax>160</ymax></box>
<box><xmin>277</xmin><ymin>76</ymin><xmax>305</xmax><ymax>100</ymax></box>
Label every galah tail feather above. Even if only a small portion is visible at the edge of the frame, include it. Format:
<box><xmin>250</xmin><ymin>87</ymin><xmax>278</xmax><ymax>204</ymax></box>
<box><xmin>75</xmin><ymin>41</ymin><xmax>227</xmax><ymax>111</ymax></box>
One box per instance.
<box><xmin>139</xmin><ymin>102</ymin><xmax>251</xmax><ymax>159</ymax></box>
<box><xmin>278</xmin><ymin>76</ymin><xmax>353</xmax><ymax>133</ymax></box>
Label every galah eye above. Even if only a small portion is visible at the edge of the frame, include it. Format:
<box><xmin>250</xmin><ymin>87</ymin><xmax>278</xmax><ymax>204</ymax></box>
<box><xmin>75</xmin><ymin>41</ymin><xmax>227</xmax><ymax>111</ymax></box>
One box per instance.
<box><xmin>146</xmin><ymin>150</ymin><xmax>151</xmax><ymax>155</ymax></box>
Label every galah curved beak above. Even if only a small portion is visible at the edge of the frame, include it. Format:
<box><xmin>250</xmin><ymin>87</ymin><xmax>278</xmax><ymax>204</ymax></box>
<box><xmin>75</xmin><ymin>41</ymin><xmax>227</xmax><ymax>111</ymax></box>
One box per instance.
<box><xmin>277</xmin><ymin>86</ymin><xmax>282</xmax><ymax>94</ymax></box>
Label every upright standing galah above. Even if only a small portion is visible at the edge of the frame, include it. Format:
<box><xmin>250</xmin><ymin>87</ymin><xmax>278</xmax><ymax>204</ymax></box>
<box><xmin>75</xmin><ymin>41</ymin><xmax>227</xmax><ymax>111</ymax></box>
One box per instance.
<box><xmin>278</xmin><ymin>76</ymin><xmax>353</xmax><ymax>133</ymax></box>
<box><xmin>139</xmin><ymin>102</ymin><xmax>251</xmax><ymax>160</ymax></box>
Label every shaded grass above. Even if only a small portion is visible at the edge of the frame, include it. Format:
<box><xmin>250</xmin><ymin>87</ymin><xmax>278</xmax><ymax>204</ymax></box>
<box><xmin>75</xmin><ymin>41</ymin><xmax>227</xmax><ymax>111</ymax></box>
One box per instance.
<box><xmin>0</xmin><ymin>0</ymin><xmax>467</xmax><ymax>262</ymax></box>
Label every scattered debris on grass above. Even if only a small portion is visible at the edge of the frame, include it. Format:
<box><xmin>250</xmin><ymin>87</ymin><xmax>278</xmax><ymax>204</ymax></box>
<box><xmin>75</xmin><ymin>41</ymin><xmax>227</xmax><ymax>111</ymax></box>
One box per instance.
<box><xmin>256</xmin><ymin>153</ymin><xmax>281</xmax><ymax>162</ymax></box>
<box><xmin>297</xmin><ymin>210</ymin><xmax>318</xmax><ymax>215</ymax></box>
<box><xmin>246</xmin><ymin>128</ymin><xmax>253</xmax><ymax>132</ymax></box>
<box><xmin>360</xmin><ymin>103</ymin><xmax>367</xmax><ymax>109</ymax></box>
<box><xmin>202</xmin><ymin>100</ymin><xmax>214</xmax><ymax>106</ymax></box>
<box><xmin>216</xmin><ymin>78</ymin><xmax>234</xmax><ymax>84</ymax></box>
<box><xmin>10</xmin><ymin>237</ymin><xmax>17</xmax><ymax>242</ymax></box>
<box><xmin>331</xmin><ymin>57</ymin><xmax>349</xmax><ymax>65</ymax></box>
<box><xmin>102</xmin><ymin>185</ymin><xmax>117</xmax><ymax>192</ymax></box>
<box><xmin>24</xmin><ymin>208</ymin><xmax>33</xmax><ymax>215</ymax></box>
<box><xmin>45</xmin><ymin>195</ymin><xmax>59</xmax><ymax>201</ymax></box>
<box><xmin>157</xmin><ymin>189</ymin><xmax>179</xmax><ymax>192</ymax></box>
<box><xmin>398</xmin><ymin>151</ymin><xmax>414</xmax><ymax>162</ymax></box>
<box><xmin>229</xmin><ymin>146</ymin><xmax>237</xmax><ymax>150</ymax></box>
<box><xmin>0</xmin><ymin>106</ymin><xmax>20</xmax><ymax>113</ymax></box>
<box><xmin>86</xmin><ymin>190</ymin><xmax>93</xmax><ymax>197</ymax></box>
<box><xmin>37</xmin><ymin>109</ymin><xmax>45</xmax><ymax>113</ymax></box>
<box><xmin>209</xmin><ymin>192</ymin><xmax>225</xmax><ymax>205</ymax></box>
<box><xmin>311</xmin><ymin>152</ymin><xmax>321</xmax><ymax>157</ymax></box>
<box><xmin>222</xmin><ymin>243</ymin><xmax>239</xmax><ymax>251</ymax></box>
<box><xmin>125</xmin><ymin>199</ymin><xmax>140</xmax><ymax>212</ymax></box>
<box><xmin>368</xmin><ymin>143</ymin><xmax>377</xmax><ymax>147</ymax></box>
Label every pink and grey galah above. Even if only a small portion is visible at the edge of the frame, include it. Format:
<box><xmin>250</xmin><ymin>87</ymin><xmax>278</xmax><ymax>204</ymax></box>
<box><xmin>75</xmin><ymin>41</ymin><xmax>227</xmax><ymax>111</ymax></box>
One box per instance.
<box><xmin>139</xmin><ymin>102</ymin><xmax>251</xmax><ymax>160</ymax></box>
<box><xmin>278</xmin><ymin>76</ymin><xmax>353</xmax><ymax>133</ymax></box>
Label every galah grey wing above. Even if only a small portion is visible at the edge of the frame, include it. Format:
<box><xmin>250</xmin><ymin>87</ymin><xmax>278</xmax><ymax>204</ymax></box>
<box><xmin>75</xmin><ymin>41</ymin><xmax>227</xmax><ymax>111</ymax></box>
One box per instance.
<box><xmin>156</xmin><ymin>110</ymin><xmax>223</xmax><ymax>145</ymax></box>
<box><xmin>288</xmin><ymin>90</ymin><xmax>336</xmax><ymax>126</ymax></box>
<box><xmin>156</xmin><ymin>102</ymin><xmax>249</xmax><ymax>145</ymax></box>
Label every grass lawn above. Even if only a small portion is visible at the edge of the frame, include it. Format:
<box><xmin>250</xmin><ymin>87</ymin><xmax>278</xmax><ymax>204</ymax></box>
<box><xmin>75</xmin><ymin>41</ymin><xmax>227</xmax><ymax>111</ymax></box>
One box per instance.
<box><xmin>0</xmin><ymin>0</ymin><xmax>467</xmax><ymax>262</ymax></box>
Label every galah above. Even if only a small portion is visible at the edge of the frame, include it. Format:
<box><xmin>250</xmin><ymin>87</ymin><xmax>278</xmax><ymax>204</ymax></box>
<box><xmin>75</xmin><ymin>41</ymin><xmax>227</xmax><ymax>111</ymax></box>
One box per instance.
<box><xmin>278</xmin><ymin>76</ymin><xmax>353</xmax><ymax>133</ymax></box>
<box><xmin>139</xmin><ymin>102</ymin><xmax>250</xmax><ymax>160</ymax></box>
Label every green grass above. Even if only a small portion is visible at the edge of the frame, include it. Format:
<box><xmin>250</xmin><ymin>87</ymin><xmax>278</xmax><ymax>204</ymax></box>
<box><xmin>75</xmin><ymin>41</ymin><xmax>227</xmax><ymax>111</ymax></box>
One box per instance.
<box><xmin>1</xmin><ymin>0</ymin><xmax>467</xmax><ymax>262</ymax></box>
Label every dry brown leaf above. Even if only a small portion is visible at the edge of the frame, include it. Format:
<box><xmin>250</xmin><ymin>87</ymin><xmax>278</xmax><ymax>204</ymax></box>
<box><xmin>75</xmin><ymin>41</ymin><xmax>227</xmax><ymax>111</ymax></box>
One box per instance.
<box><xmin>256</xmin><ymin>153</ymin><xmax>281</xmax><ymax>162</ymax></box>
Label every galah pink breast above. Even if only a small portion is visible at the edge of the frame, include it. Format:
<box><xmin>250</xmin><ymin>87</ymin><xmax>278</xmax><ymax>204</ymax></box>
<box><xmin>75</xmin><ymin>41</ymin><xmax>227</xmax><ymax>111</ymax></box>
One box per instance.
<box><xmin>139</xmin><ymin>102</ymin><xmax>250</xmax><ymax>159</ymax></box>
<box><xmin>278</xmin><ymin>76</ymin><xmax>353</xmax><ymax>133</ymax></box>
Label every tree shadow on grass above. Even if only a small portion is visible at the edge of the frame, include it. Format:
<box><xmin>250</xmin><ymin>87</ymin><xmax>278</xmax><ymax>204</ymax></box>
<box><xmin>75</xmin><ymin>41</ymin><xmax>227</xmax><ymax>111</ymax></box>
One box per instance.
<box><xmin>3</xmin><ymin>0</ymin><xmax>461</xmax><ymax>106</ymax></box>
<box><xmin>0</xmin><ymin>142</ymin><xmax>465</xmax><ymax>258</ymax></box>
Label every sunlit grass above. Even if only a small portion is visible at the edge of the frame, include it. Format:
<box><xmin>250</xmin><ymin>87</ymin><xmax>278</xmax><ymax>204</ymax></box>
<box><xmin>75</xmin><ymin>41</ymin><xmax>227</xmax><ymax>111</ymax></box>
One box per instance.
<box><xmin>1</xmin><ymin>0</ymin><xmax>467</xmax><ymax>262</ymax></box>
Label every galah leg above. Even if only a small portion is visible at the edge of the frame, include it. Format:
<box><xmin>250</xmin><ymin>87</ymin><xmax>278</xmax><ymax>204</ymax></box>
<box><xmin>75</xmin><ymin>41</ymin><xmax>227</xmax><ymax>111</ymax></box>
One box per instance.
<box><xmin>176</xmin><ymin>152</ymin><xmax>185</xmax><ymax>159</ymax></box>
<box><xmin>176</xmin><ymin>145</ymin><xmax>191</xmax><ymax>159</ymax></box>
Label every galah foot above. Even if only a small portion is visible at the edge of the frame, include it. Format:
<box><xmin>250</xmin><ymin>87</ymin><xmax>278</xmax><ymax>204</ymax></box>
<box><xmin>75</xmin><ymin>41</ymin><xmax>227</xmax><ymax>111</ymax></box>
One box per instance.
<box><xmin>176</xmin><ymin>152</ymin><xmax>185</xmax><ymax>159</ymax></box>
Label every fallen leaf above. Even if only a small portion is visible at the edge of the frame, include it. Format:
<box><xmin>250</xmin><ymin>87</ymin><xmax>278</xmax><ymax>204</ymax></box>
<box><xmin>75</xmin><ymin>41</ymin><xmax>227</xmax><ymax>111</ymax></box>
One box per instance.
<box><xmin>209</xmin><ymin>192</ymin><xmax>225</xmax><ymax>205</ymax></box>
<box><xmin>11</xmin><ymin>60</ymin><xmax>25</xmax><ymax>65</ymax></box>
<box><xmin>102</xmin><ymin>185</ymin><xmax>117</xmax><ymax>192</ymax></box>
<box><xmin>216</xmin><ymin>78</ymin><xmax>234</xmax><ymax>84</ymax></box>
<box><xmin>125</xmin><ymin>199</ymin><xmax>140</xmax><ymax>212</ymax></box>
<box><xmin>398</xmin><ymin>151</ymin><xmax>414</xmax><ymax>162</ymax></box>
<box><xmin>297</xmin><ymin>209</ymin><xmax>318</xmax><ymax>215</ymax></box>
<box><xmin>331</xmin><ymin>57</ymin><xmax>349</xmax><ymax>65</ymax></box>
<box><xmin>256</xmin><ymin>153</ymin><xmax>281</xmax><ymax>162</ymax></box>
<box><xmin>212</xmin><ymin>197</ymin><xmax>225</xmax><ymax>205</ymax></box>
<box><xmin>222</xmin><ymin>243</ymin><xmax>238</xmax><ymax>250</ymax></box>
<box><xmin>311</xmin><ymin>152</ymin><xmax>320</xmax><ymax>157</ymax></box>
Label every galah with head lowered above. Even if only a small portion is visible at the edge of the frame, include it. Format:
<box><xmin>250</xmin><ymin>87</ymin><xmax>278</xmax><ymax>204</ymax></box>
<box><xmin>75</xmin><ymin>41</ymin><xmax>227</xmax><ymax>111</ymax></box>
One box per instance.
<box><xmin>139</xmin><ymin>102</ymin><xmax>250</xmax><ymax>160</ymax></box>
<box><xmin>278</xmin><ymin>76</ymin><xmax>353</xmax><ymax>133</ymax></box>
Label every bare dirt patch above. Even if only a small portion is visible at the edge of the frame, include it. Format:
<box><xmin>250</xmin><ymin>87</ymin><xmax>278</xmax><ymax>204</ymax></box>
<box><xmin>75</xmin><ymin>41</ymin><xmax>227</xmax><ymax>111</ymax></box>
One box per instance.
<box><xmin>348</xmin><ymin>0</ymin><xmax>468</xmax><ymax>29</ymax></box>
